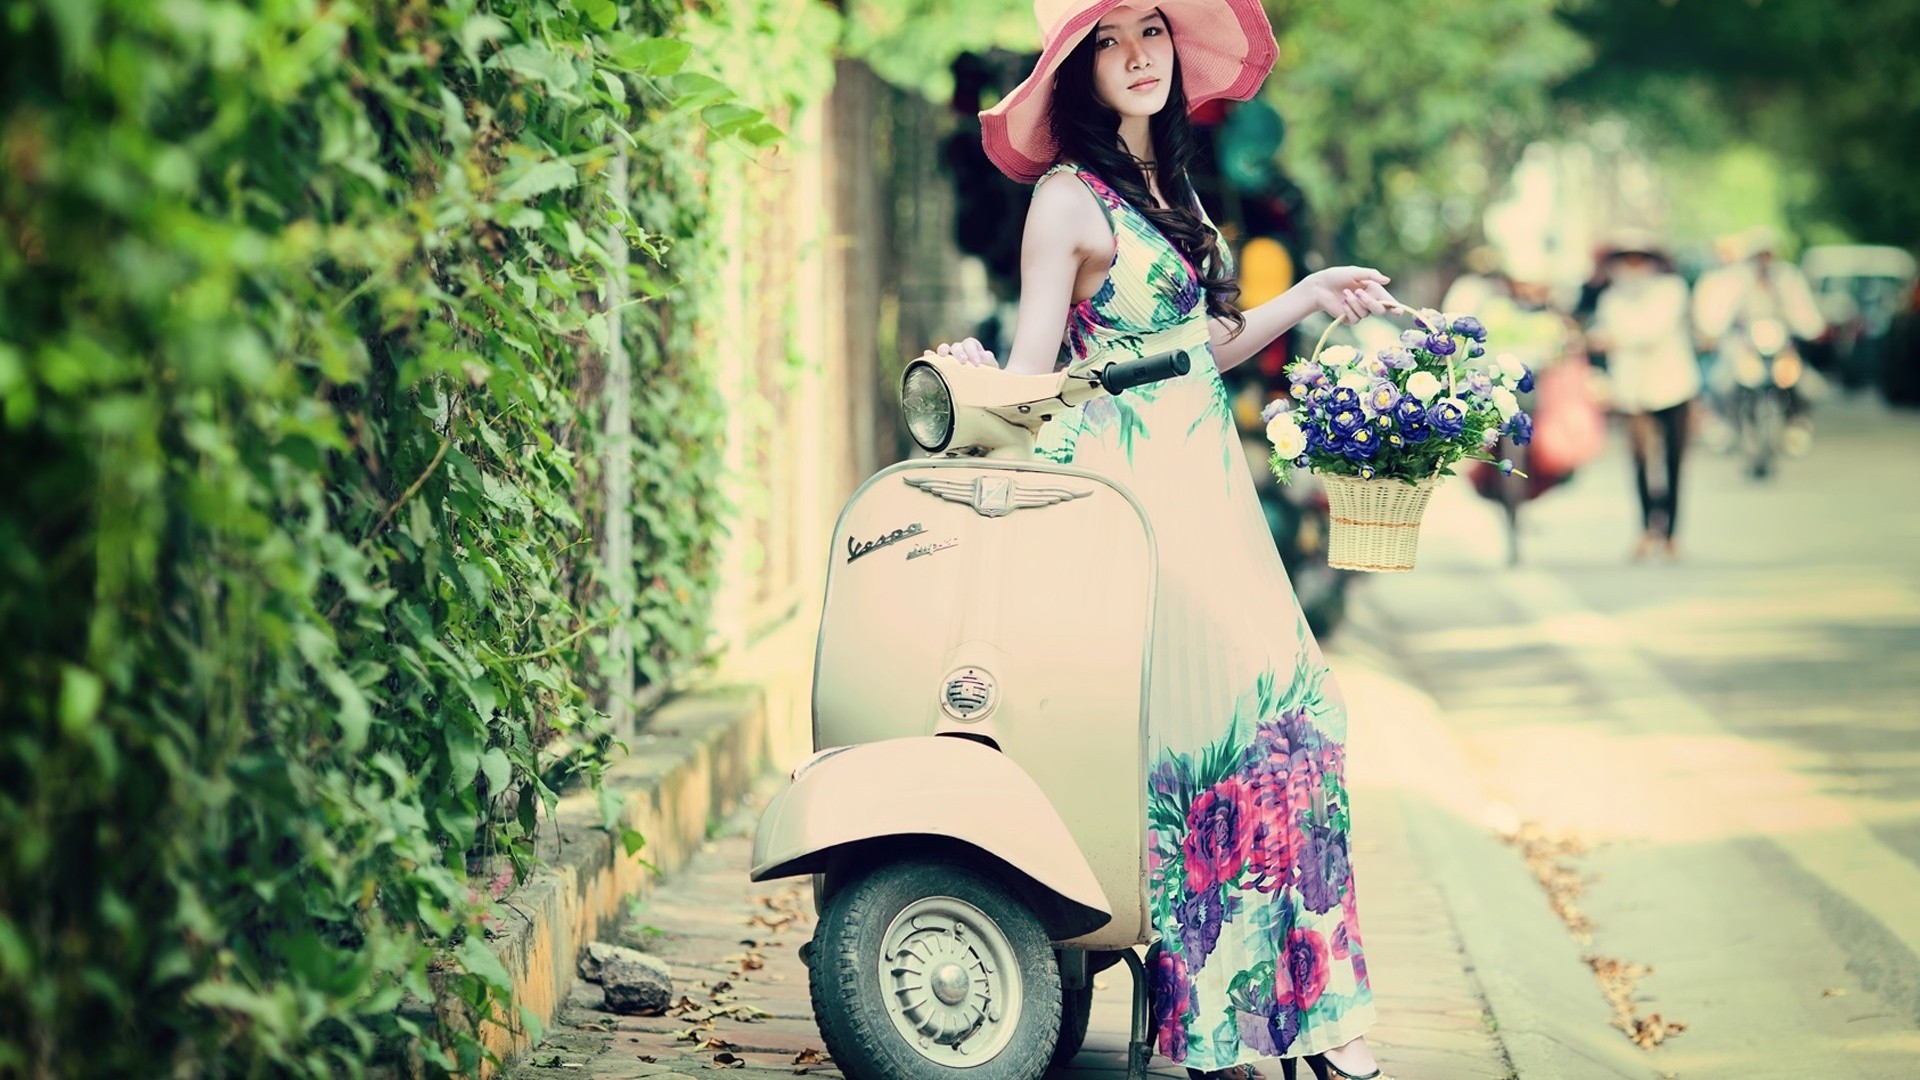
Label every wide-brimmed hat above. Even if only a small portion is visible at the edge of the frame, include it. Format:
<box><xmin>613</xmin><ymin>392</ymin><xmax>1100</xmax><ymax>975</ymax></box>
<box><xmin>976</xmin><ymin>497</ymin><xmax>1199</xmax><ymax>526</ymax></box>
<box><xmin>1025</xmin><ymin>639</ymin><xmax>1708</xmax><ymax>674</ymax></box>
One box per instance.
<box><xmin>980</xmin><ymin>0</ymin><xmax>1279</xmax><ymax>185</ymax></box>
<box><xmin>1600</xmin><ymin>227</ymin><xmax>1670</xmax><ymax>263</ymax></box>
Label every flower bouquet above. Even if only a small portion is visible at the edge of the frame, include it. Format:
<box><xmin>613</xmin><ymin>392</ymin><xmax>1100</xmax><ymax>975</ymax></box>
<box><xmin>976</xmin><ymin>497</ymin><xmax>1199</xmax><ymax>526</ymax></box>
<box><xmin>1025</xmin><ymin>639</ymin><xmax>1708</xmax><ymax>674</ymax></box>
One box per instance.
<box><xmin>1263</xmin><ymin>310</ymin><xmax>1535</xmax><ymax>572</ymax></box>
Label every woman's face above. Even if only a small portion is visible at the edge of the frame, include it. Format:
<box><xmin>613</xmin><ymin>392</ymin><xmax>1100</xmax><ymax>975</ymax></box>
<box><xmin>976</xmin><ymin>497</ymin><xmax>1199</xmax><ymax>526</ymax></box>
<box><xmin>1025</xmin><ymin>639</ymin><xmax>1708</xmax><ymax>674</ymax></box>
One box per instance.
<box><xmin>1090</xmin><ymin>5</ymin><xmax>1174</xmax><ymax>121</ymax></box>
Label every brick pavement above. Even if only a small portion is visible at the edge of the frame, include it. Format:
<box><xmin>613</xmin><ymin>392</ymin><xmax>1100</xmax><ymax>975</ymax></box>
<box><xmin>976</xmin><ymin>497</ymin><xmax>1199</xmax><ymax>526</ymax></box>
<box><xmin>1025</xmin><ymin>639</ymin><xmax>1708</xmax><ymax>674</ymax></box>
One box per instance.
<box><xmin>508</xmin><ymin>645</ymin><xmax>1518</xmax><ymax>1080</ymax></box>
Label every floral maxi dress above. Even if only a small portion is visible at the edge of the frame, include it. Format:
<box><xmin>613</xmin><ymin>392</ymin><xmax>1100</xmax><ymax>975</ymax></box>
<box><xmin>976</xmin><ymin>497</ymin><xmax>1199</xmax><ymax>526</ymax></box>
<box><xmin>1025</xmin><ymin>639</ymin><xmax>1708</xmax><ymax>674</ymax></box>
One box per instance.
<box><xmin>1031</xmin><ymin>165</ymin><xmax>1376</xmax><ymax>1070</ymax></box>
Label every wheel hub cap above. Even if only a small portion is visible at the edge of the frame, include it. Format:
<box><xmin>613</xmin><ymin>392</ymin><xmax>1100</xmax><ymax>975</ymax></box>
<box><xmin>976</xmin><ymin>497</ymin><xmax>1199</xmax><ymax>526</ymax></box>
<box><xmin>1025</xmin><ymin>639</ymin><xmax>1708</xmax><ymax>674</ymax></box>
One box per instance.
<box><xmin>878</xmin><ymin>896</ymin><xmax>1022</xmax><ymax>1066</ymax></box>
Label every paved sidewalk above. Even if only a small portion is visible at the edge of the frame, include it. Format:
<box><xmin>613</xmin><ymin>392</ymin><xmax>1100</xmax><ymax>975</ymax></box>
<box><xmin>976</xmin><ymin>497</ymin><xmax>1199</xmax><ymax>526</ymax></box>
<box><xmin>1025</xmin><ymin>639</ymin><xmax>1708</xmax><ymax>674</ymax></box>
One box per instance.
<box><xmin>507</xmin><ymin>652</ymin><xmax>1514</xmax><ymax>1080</ymax></box>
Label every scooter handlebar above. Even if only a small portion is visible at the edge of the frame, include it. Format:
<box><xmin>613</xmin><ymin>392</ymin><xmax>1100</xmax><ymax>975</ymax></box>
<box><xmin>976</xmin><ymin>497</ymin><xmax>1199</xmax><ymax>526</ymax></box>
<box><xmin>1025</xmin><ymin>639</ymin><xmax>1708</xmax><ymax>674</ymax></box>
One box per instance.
<box><xmin>1097</xmin><ymin>349</ymin><xmax>1191</xmax><ymax>395</ymax></box>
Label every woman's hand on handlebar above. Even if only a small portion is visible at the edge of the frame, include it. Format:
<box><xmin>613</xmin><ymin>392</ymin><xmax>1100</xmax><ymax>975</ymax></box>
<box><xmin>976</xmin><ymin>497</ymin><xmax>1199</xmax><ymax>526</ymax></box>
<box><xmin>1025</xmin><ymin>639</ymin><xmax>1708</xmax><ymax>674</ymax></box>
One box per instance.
<box><xmin>924</xmin><ymin>337</ymin><xmax>997</xmax><ymax>368</ymax></box>
<box><xmin>1301</xmin><ymin>267</ymin><xmax>1402</xmax><ymax>325</ymax></box>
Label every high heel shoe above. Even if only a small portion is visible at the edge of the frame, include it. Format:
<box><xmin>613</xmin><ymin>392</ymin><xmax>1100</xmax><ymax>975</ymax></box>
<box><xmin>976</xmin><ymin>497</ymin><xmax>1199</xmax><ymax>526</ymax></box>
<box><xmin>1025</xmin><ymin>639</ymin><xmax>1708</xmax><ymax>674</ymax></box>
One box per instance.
<box><xmin>1299</xmin><ymin>1050</ymin><xmax>1395</xmax><ymax>1080</ymax></box>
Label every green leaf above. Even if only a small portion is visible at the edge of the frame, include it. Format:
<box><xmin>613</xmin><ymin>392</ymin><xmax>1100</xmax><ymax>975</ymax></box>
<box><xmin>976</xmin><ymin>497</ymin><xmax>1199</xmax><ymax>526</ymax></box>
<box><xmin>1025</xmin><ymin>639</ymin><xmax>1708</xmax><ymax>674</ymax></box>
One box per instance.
<box><xmin>572</xmin><ymin>0</ymin><xmax>617</xmax><ymax>31</ymax></box>
<box><xmin>480</xmin><ymin>748</ymin><xmax>511</xmax><ymax>795</ymax></box>
<box><xmin>322</xmin><ymin>669</ymin><xmax>373</xmax><ymax>754</ymax></box>
<box><xmin>497</xmin><ymin>159</ymin><xmax>578</xmax><ymax>203</ymax></box>
<box><xmin>608</xmin><ymin>36</ymin><xmax>691</xmax><ymax>77</ymax></box>
<box><xmin>58</xmin><ymin>665</ymin><xmax>104</xmax><ymax>736</ymax></box>
<box><xmin>620</xmin><ymin>828</ymin><xmax>647</xmax><ymax>858</ymax></box>
<box><xmin>455</xmin><ymin>937</ymin><xmax>514</xmax><ymax>994</ymax></box>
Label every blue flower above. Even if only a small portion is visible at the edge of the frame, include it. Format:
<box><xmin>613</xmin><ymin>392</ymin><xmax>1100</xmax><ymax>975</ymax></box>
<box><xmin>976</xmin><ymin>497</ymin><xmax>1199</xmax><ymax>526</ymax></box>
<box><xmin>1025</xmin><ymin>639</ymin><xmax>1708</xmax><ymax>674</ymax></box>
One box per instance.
<box><xmin>1328</xmin><ymin>386</ymin><xmax>1361</xmax><ymax>411</ymax></box>
<box><xmin>1498</xmin><ymin>458</ymin><xmax>1516</xmax><ymax>476</ymax></box>
<box><xmin>1343</xmin><ymin>425</ymin><xmax>1380</xmax><ymax>459</ymax></box>
<box><xmin>1401</xmin><ymin>420</ymin><xmax>1431</xmax><ymax>444</ymax></box>
<box><xmin>1517</xmin><ymin>365</ymin><xmax>1536</xmax><ymax>393</ymax></box>
<box><xmin>1425</xmin><ymin>334</ymin><xmax>1458</xmax><ymax>357</ymax></box>
<box><xmin>1394</xmin><ymin>398</ymin><xmax>1426</xmax><ymax>426</ymax></box>
<box><xmin>1329</xmin><ymin>407</ymin><xmax>1364</xmax><ymax>435</ymax></box>
<box><xmin>1428</xmin><ymin>399</ymin><xmax>1466</xmax><ymax>437</ymax></box>
<box><xmin>1469</xmin><ymin>344</ymin><xmax>1486</xmax><ymax>359</ymax></box>
<box><xmin>1357</xmin><ymin>463</ymin><xmax>1377</xmax><ymax>480</ymax></box>
<box><xmin>1293</xmin><ymin>454</ymin><xmax>1310</xmax><ymax>468</ymax></box>
<box><xmin>1452</xmin><ymin>315</ymin><xmax>1488</xmax><ymax>342</ymax></box>
<box><xmin>1506</xmin><ymin>412</ymin><xmax>1534</xmax><ymax>446</ymax></box>
<box><xmin>1366</xmin><ymin>379</ymin><xmax>1402</xmax><ymax>415</ymax></box>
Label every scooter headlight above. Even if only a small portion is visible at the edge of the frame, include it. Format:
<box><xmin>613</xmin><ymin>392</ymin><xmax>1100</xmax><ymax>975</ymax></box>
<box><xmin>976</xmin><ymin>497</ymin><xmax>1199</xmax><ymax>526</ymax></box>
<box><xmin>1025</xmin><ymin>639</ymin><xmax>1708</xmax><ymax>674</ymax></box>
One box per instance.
<box><xmin>902</xmin><ymin>361</ymin><xmax>954</xmax><ymax>453</ymax></box>
<box><xmin>1751</xmin><ymin>318</ymin><xmax>1788</xmax><ymax>354</ymax></box>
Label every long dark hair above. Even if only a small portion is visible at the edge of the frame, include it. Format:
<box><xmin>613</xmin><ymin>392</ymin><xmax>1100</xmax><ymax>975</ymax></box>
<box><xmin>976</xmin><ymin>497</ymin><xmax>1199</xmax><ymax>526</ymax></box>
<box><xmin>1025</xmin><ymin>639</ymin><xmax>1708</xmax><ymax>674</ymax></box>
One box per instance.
<box><xmin>1048</xmin><ymin>18</ymin><xmax>1244</xmax><ymax>337</ymax></box>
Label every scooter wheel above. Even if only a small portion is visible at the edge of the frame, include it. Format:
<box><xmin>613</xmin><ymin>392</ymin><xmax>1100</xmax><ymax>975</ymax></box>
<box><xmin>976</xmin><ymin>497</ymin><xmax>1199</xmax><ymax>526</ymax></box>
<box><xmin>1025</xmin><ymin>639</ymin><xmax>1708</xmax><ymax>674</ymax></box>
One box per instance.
<box><xmin>807</xmin><ymin>858</ymin><xmax>1061</xmax><ymax>1080</ymax></box>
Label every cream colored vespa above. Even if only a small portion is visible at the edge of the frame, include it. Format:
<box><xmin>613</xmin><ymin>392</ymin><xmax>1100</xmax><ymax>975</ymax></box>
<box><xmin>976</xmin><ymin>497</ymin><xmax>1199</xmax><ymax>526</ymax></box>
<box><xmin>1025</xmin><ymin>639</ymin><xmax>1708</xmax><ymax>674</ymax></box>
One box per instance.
<box><xmin>750</xmin><ymin>348</ymin><xmax>1192</xmax><ymax>1080</ymax></box>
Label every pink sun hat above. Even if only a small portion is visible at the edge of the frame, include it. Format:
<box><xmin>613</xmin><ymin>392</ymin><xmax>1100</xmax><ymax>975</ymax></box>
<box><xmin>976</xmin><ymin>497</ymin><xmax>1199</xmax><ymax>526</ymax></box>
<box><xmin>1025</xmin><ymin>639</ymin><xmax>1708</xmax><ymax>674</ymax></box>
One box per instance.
<box><xmin>980</xmin><ymin>0</ymin><xmax>1279</xmax><ymax>184</ymax></box>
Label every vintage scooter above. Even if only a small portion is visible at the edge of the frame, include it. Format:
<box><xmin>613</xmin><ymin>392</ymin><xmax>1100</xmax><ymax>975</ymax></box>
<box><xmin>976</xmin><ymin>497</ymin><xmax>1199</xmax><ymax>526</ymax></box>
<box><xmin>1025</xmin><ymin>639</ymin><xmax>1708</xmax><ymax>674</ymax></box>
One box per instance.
<box><xmin>750</xmin><ymin>348</ymin><xmax>1192</xmax><ymax>1080</ymax></box>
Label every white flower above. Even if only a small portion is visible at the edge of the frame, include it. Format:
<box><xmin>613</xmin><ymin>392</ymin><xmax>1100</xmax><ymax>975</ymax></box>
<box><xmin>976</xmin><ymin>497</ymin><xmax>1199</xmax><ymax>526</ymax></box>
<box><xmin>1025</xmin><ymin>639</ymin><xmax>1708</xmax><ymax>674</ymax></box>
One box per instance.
<box><xmin>1336</xmin><ymin>369</ymin><xmax>1371</xmax><ymax>392</ymax></box>
<box><xmin>1319</xmin><ymin>344</ymin><xmax>1358</xmax><ymax>369</ymax></box>
<box><xmin>1266</xmin><ymin>414</ymin><xmax>1307</xmax><ymax>458</ymax></box>
<box><xmin>1407</xmin><ymin>371</ymin><xmax>1443</xmax><ymax>402</ymax></box>
<box><xmin>1491</xmin><ymin>386</ymin><xmax>1520</xmax><ymax>419</ymax></box>
<box><xmin>1495</xmin><ymin>353</ymin><xmax>1527</xmax><ymax>384</ymax></box>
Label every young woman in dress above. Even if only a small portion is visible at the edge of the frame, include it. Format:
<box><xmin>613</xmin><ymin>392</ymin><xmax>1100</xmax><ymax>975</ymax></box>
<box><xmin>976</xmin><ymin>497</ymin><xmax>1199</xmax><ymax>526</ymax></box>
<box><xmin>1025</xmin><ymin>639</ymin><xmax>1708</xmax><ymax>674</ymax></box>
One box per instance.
<box><xmin>925</xmin><ymin>2</ymin><xmax>1405</xmax><ymax>1078</ymax></box>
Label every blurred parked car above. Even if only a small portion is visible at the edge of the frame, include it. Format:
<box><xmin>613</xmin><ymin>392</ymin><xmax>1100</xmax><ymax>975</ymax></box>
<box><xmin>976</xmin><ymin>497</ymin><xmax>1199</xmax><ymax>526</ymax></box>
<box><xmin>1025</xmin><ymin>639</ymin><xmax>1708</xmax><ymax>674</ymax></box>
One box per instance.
<box><xmin>1801</xmin><ymin>244</ymin><xmax>1918</xmax><ymax>393</ymax></box>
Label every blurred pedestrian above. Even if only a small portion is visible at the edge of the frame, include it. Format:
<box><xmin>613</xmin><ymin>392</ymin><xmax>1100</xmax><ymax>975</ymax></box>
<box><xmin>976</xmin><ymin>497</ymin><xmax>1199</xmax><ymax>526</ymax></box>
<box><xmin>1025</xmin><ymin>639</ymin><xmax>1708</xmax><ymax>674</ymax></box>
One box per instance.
<box><xmin>1586</xmin><ymin>231</ymin><xmax>1699</xmax><ymax>560</ymax></box>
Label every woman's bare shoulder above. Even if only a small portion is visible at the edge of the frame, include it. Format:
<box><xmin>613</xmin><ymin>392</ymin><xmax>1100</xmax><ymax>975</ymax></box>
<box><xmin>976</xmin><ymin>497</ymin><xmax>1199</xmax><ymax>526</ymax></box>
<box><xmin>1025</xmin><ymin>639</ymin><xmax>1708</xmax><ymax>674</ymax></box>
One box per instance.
<box><xmin>1028</xmin><ymin>169</ymin><xmax>1110</xmax><ymax>257</ymax></box>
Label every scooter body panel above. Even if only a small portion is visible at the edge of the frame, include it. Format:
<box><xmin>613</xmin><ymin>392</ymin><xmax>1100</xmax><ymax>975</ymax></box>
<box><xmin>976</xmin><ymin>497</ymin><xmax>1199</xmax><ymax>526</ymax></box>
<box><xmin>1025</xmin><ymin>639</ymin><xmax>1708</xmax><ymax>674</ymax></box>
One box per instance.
<box><xmin>749</xmin><ymin>736</ymin><xmax>1112</xmax><ymax>939</ymax></box>
<box><xmin>802</xmin><ymin>457</ymin><xmax>1157</xmax><ymax>949</ymax></box>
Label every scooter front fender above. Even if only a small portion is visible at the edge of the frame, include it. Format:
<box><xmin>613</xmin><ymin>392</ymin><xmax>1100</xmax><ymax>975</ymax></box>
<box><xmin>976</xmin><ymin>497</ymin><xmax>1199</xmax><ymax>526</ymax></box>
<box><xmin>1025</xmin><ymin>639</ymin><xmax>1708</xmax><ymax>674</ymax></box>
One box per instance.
<box><xmin>750</xmin><ymin>736</ymin><xmax>1112</xmax><ymax>940</ymax></box>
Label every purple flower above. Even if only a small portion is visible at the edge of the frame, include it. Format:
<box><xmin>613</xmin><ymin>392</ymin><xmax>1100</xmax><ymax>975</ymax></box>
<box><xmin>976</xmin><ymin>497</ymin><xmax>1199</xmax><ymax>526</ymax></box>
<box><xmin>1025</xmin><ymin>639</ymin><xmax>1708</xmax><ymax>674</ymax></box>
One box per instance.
<box><xmin>1290</xmin><ymin>361</ymin><xmax>1324</xmax><ymax>386</ymax></box>
<box><xmin>1296</xmin><ymin>824</ymin><xmax>1349</xmax><ymax>914</ymax></box>
<box><xmin>1150</xmin><ymin>947</ymin><xmax>1195</xmax><ymax>1060</ymax></box>
<box><xmin>1176</xmin><ymin>887</ymin><xmax>1240</xmax><ymax>963</ymax></box>
<box><xmin>1465</xmin><ymin>370</ymin><xmax>1494</xmax><ymax>398</ymax></box>
<box><xmin>1481</xmin><ymin>427</ymin><xmax>1501</xmax><ymax>450</ymax></box>
<box><xmin>1378</xmin><ymin>347</ymin><xmax>1416</xmax><ymax>370</ymax></box>
<box><xmin>1183</xmin><ymin>777</ymin><xmax>1255</xmax><ymax>892</ymax></box>
<box><xmin>1506</xmin><ymin>412</ymin><xmax>1534</xmax><ymax>445</ymax></box>
<box><xmin>1231</xmin><ymin>976</ymin><xmax>1302</xmax><ymax>1057</ymax></box>
<box><xmin>1425</xmin><ymin>334</ymin><xmax>1458</xmax><ymax>357</ymax></box>
<box><xmin>1427</xmin><ymin>399</ymin><xmax>1466</xmax><ymax>438</ymax></box>
<box><xmin>1498</xmin><ymin>458</ymin><xmax>1516</xmax><ymax>476</ymax></box>
<box><xmin>1366</xmin><ymin>379</ymin><xmax>1401</xmax><ymax>415</ymax></box>
<box><xmin>1452</xmin><ymin>315</ymin><xmax>1488</xmax><ymax>342</ymax></box>
<box><xmin>1399</xmin><ymin>328</ymin><xmax>1427</xmax><ymax>348</ymax></box>
<box><xmin>1469</xmin><ymin>344</ymin><xmax>1486</xmax><ymax>359</ymax></box>
<box><xmin>1341</xmin><ymin>425</ymin><xmax>1380</xmax><ymax>460</ymax></box>
<box><xmin>1517</xmin><ymin>365</ymin><xmax>1536</xmax><ymax>393</ymax></box>
<box><xmin>1278</xmin><ymin>926</ymin><xmax>1332</xmax><ymax>1009</ymax></box>
<box><xmin>1261</xmin><ymin>398</ymin><xmax>1288</xmax><ymax>423</ymax></box>
<box><xmin>1394</xmin><ymin>398</ymin><xmax>1425</xmax><ymax>426</ymax></box>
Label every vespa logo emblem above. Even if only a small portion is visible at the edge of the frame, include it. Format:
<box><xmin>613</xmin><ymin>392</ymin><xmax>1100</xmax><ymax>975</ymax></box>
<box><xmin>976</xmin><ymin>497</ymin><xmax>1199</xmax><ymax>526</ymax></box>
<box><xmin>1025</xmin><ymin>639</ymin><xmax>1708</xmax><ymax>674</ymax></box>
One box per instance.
<box><xmin>904</xmin><ymin>475</ymin><xmax>1094</xmax><ymax>518</ymax></box>
<box><xmin>847</xmin><ymin>522</ymin><xmax>924</xmax><ymax>563</ymax></box>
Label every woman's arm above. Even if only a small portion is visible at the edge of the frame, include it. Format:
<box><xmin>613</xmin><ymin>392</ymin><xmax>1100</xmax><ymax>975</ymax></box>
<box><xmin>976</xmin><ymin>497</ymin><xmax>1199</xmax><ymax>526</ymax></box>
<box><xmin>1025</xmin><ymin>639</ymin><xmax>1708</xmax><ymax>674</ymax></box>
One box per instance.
<box><xmin>1210</xmin><ymin>267</ymin><xmax>1400</xmax><ymax>373</ymax></box>
<box><xmin>927</xmin><ymin>172</ymin><xmax>1111</xmax><ymax>373</ymax></box>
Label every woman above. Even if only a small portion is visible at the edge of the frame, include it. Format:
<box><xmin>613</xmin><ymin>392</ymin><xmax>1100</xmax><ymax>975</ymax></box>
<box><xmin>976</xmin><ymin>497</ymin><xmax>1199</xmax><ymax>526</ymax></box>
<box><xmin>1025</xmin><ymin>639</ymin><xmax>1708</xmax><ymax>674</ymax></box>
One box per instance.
<box><xmin>1586</xmin><ymin>234</ymin><xmax>1700</xmax><ymax>559</ymax></box>
<box><xmin>926</xmin><ymin>3</ymin><xmax>1401</xmax><ymax>1078</ymax></box>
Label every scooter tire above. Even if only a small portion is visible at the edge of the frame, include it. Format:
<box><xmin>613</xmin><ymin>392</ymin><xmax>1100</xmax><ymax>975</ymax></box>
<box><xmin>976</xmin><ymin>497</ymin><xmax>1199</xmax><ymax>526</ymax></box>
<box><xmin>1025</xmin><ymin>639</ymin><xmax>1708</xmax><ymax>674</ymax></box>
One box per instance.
<box><xmin>807</xmin><ymin>858</ymin><xmax>1061</xmax><ymax>1080</ymax></box>
<box><xmin>1050</xmin><ymin>984</ymin><xmax>1095</xmax><ymax>1069</ymax></box>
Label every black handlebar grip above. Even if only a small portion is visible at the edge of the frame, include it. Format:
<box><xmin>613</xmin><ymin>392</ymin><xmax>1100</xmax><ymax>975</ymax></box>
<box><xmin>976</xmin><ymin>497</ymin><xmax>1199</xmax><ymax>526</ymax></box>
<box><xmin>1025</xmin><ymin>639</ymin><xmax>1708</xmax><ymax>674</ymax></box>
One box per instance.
<box><xmin>1099</xmin><ymin>349</ymin><xmax>1192</xmax><ymax>395</ymax></box>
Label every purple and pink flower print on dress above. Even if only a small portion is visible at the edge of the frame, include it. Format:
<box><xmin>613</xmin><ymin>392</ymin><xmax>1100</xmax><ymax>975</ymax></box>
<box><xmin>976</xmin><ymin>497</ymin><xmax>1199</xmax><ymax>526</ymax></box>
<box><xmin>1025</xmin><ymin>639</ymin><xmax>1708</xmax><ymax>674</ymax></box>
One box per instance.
<box><xmin>1146</xmin><ymin>684</ymin><xmax>1372</xmax><ymax>1064</ymax></box>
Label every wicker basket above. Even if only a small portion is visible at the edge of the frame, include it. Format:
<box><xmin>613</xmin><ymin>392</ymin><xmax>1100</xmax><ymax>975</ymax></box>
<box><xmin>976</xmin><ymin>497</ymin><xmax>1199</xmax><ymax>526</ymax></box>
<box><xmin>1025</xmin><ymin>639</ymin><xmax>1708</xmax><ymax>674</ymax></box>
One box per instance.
<box><xmin>1322</xmin><ymin>474</ymin><xmax>1440</xmax><ymax>572</ymax></box>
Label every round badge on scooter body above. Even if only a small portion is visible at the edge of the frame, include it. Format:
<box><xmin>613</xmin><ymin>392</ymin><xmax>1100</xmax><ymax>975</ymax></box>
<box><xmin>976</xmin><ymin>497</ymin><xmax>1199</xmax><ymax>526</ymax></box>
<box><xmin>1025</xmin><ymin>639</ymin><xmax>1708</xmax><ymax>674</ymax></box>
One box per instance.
<box><xmin>940</xmin><ymin>667</ymin><xmax>997</xmax><ymax>722</ymax></box>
